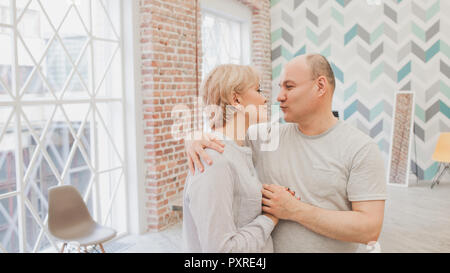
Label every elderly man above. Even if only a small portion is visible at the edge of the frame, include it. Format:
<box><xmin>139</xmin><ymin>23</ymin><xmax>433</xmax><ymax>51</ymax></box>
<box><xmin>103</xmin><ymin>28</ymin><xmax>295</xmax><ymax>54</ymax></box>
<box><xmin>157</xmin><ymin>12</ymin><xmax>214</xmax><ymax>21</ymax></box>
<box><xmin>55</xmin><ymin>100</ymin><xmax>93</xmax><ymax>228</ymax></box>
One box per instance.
<box><xmin>185</xmin><ymin>54</ymin><xmax>387</xmax><ymax>253</ymax></box>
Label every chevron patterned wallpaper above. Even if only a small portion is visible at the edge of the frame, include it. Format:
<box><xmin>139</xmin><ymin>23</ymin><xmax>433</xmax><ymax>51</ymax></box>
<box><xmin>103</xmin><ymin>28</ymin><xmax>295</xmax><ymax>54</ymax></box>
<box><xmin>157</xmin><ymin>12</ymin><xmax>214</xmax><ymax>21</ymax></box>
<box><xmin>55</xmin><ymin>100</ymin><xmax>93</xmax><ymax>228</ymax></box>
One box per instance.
<box><xmin>271</xmin><ymin>0</ymin><xmax>450</xmax><ymax>180</ymax></box>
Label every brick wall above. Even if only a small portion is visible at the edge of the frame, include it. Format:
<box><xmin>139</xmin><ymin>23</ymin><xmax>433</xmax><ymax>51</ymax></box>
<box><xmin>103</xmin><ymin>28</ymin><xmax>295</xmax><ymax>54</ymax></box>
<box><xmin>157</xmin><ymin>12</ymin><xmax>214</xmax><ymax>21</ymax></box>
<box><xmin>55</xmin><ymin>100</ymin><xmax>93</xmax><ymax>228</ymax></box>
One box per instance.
<box><xmin>139</xmin><ymin>0</ymin><xmax>272</xmax><ymax>232</ymax></box>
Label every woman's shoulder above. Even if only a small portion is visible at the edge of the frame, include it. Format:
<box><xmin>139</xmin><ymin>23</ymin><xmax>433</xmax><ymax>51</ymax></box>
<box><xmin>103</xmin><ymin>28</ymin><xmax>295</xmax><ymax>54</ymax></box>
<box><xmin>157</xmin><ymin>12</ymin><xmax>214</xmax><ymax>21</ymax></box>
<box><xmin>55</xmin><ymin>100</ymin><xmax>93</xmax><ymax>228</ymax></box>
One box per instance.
<box><xmin>186</xmin><ymin>149</ymin><xmax>235</xmax><ymax>195</ymax></box>
<box><xmin>189</xmin><ymin>148</ymin><xmax>233</xmax><ymax>179</ymax></box>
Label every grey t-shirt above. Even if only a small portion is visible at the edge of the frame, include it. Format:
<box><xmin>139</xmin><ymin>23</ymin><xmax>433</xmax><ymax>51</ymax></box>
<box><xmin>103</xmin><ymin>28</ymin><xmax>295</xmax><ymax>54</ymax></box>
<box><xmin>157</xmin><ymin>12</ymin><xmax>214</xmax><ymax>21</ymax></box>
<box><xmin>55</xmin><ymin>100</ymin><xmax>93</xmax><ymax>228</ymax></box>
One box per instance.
<box><xmin>246</xmin><ymin>120</ymin><xmax>388</xmax><ymax>253</ymax></box>
<box><xmin>182</xmin><ymin>136</ymin><xmax>274</xmax><ymax>253</ymax></box>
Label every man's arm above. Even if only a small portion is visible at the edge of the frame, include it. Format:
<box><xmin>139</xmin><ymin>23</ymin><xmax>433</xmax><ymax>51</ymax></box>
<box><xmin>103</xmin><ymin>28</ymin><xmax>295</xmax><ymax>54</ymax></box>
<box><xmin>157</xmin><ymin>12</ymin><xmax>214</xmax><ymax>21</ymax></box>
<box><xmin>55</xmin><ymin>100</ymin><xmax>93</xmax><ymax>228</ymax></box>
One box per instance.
<box><xmin>184</xmin><ymin>123</ymin><xmax>269</xmax><ymax>174</ymax></box>
<box><xmin>262</xmin><ymin>184</ymin><xmax>385</xmax><ymax>245</ymax></box>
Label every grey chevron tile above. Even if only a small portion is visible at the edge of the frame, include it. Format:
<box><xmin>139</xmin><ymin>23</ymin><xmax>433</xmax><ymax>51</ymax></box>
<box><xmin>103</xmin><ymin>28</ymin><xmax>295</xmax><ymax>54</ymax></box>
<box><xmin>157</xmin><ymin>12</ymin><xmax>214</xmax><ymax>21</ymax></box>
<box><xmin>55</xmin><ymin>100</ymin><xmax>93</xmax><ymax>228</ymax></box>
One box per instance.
<box><xmin>384</xmin><ymin>3</ymin><xmax>397</xmax><ymax>23</ymax></box>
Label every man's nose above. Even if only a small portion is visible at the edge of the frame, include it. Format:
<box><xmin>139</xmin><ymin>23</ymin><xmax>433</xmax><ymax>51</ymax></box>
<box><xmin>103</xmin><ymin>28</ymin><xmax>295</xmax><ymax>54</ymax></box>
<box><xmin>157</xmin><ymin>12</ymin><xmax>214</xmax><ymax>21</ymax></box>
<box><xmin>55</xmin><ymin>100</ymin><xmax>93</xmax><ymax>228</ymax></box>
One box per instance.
<box><xmin>277</xmin><ymin>91</ymin><xmax>286</xmax><ymax>102</ymax></box>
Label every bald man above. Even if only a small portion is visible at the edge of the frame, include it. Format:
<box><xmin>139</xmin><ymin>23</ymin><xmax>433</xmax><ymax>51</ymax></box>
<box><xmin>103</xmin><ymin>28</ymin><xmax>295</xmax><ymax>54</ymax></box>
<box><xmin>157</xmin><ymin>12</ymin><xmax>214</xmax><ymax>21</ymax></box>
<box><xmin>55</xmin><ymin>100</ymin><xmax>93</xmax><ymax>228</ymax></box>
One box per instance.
<box><xmin>186</xmin><ymin>54</ymin><xmax>387</xmax><ymax>253</ymax></box>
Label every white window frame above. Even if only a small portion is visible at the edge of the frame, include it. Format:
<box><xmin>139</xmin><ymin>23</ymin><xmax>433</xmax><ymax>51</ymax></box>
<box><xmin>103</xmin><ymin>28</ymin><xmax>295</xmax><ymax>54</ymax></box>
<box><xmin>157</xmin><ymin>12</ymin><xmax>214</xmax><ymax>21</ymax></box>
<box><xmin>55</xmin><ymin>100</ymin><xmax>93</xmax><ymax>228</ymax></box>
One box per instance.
<box><xmin>0</xmin><ymin>0</ymin><xmax>143</xmax><ymax>252</ymax></box>
<box><xmin>121</xmin><ymin>0</ymin><xmax>145</xmax><ymax>236</ymax></box>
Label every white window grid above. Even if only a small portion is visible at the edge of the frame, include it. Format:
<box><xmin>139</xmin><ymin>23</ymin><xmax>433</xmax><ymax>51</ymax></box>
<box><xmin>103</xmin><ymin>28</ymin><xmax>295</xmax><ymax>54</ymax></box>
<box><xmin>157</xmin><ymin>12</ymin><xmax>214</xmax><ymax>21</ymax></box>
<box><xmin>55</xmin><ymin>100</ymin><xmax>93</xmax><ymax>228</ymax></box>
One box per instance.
<box><xmin>0</xmin><ymin>0</ymin><xmax>128</xmax><ymax>253</ymax></box>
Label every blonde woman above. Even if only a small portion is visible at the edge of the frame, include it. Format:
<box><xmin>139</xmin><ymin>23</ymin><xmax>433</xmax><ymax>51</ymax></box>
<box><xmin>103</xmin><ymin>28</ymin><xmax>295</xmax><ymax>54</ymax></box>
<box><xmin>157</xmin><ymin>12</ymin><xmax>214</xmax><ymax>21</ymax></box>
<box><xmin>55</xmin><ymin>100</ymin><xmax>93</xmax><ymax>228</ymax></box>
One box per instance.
<box><xmin>182</xmin><ymin>64</ymin><xmax>278</xmax><ymax>253</ymax></box>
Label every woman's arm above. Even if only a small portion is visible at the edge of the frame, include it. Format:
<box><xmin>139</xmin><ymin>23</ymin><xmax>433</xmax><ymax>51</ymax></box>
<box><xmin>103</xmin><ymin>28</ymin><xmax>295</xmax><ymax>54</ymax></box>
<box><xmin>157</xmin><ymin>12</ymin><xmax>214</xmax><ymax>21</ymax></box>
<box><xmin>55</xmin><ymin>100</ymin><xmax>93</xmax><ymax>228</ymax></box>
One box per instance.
<box><xmin>187</xmin><ymin>157</ymin><xmax>275</xmax><ymax>253</ymax></box>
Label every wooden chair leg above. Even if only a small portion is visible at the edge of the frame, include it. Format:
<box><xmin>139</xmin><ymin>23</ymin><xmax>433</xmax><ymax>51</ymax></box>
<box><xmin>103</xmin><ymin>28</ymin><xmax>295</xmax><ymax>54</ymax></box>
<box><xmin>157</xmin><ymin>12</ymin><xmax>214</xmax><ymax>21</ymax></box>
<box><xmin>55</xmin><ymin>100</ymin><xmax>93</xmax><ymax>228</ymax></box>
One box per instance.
<box><xmin>60</xmin><ymin>243</ymin><xmax>67</xmax><ymax>253</ymax></box>
<box><xmin>99</xmin><ymin>243</ymin><xmax>105</xmax><ymax>253</ymax></box>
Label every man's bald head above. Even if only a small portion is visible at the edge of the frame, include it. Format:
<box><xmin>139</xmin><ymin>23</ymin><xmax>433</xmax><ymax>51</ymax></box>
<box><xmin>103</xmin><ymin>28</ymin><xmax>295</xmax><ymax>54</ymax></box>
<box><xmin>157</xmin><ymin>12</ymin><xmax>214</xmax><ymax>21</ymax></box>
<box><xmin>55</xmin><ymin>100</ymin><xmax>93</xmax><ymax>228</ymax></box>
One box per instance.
<box><xmin>278</xmin><ymin>54</ymin><xmax>337</xmax><ymax>123</ymax></box>
<box><xmin>288</xmin><ymin>54</ymin><xmax>336</xmax><ymax>93</ymax></box>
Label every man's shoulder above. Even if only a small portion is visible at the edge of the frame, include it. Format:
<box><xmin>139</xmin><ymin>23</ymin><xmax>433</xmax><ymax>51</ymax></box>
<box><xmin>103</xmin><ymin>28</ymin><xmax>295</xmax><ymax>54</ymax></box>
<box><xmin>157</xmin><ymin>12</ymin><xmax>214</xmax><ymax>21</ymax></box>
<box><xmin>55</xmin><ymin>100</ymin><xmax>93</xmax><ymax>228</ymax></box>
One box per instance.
<box><xmin>334</xmin><ymin>121</ymin><xmax>377</xmax><ymax>151</ymax></box>
<box><xmin>338</xmin><ymin>121</ymin><xmax>374</xmax><ymax>142</ymax></box>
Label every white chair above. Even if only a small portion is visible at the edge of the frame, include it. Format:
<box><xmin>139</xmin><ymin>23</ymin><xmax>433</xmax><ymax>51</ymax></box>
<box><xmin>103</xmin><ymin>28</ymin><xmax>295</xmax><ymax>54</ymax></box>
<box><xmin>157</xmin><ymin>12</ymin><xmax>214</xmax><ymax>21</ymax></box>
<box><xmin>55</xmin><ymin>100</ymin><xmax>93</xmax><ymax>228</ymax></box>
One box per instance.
<box><xmin>48</xmin><ymin>185</ymin><xmax>116</xmax><ymax>253</ymax></box>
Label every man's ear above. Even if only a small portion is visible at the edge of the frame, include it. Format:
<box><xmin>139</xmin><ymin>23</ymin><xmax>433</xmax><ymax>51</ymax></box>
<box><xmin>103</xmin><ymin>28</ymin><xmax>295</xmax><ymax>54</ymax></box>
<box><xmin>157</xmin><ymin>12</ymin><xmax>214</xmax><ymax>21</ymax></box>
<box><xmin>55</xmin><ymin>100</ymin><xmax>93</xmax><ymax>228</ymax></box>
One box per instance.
<box><xmin>316</xmin><ymin>77</ymin><xmax>327</xmax><ymax>97</ymax></box>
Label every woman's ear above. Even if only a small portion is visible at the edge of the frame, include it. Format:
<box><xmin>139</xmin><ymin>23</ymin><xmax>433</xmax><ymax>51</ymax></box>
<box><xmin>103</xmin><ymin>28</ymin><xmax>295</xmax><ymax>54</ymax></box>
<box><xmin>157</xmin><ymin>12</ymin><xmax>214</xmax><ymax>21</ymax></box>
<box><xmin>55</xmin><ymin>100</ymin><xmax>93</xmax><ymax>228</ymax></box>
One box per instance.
<box><xmin>232</xmin><ymin>92</ymin><xmax>241</xmax><ymax>105</ymax></box>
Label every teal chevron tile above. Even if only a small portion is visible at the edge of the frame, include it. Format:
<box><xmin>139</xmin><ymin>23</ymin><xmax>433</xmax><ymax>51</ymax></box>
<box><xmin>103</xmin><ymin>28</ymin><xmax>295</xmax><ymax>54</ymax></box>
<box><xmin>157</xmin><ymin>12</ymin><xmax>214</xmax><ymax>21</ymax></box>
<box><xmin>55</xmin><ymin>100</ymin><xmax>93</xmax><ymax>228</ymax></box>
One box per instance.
<box><xmin>344</xmin><ymin>100</ymin><xmax>358</xmax><ymax>119</ymax></box>
<box><xmin>371</xmin><ymin>24</ymin><xmax>384</xmax><ymax>44</ymax></box>
<box><xmin>345</xmin><ymin>25</ymin><xmax>358</xmax><ymax>45</ymax></box>
<box><xmin>441</xmin><ymin>82</ymin><xmax>450</xmax><ymax>100</ymax></box>
<box><xmin>398</xmin><ymin>61</ymin><xmax>411</xmax><ymax>82</ymax></box>
<box><xmin>425</xmin><ymin>40</ymin><xmax>440</xmax><ymax>62</ymax></box>
<box><xmin>344</xmin><ymin>82</ymin><xmax>357</xmax><ymax>101</ymax></box>
<box><xmin>415</xmin><ymin>104</ymin><xmax>425</xmax><ymax>122</ymax></box>
<box><xmin>336</xmin><ymin>0</ymin><xmax>351</xmax><ymax>8</ymax></box>
<box><xmin>441</xmin><ymin>40</ymin><xmax>450</xmax><ymax>59</ymax></box>
<box><xmin>272</xmin><ymin>64</ymin><xmax>283</xmax><ymax>79</ymax></box>
<box><xmin>330</xmin><ymin>63</ymin><xmax>344</xmax><ymax>83</ymax></box>
<box><xmin>270</xmin><ymin>0</ymin><xmax>281</xmax><ymax>8</ymax></box>
<box><xmin>424</xmin><ymin>162</ymin><xmax>439</xmax><ymax>181</ymax></box>
<box><xmin>271</xmin><ymin>28</ymin><xmax>281</xmax><ymax>44</ymax></box>
<box><xmin>370</xmin><ymin>62</ymin><xmax>384</xmax><ymax>82</ymax></box>
<box><xmin>370</xmin><ymin>101</ymin><xmax>384</xmax><ymax>121</ymax></box>
<box><xmin>294</xmin><ymin>45</ymin><xmax>306</xmax><ymax>57</ymax></box>
<box><xmin>412</xmin><ymin>23</ymin><xmax>426</xmax><ymax>42</ymax></box>
<box><xmin>377</xmin><ymin>139</ymin><xmax>389</xmax><ymax>154</ymax></box>
<box><xmin>306</xmin><ymin>27</ymin><xmax>318</xmax><ymax>45</ymax></box>
<box><xmin>440</xmin><ymin>101</ymin><xmax>450</xmax><ymax>119</ymax></box>
<box><xmin>281</xmin><ymin>46</ymin><xmax>293</xmax><ymax>60</ymax></box>
<box><xmin>331</xmin><ymin>7</ymin><xmax>344</xmax><ymax>26</ymax></box>
<box><xmin>426</xmin><ymin>1</ymin><xmax>440</xmax><ymax>22</ymax></box>
<box><xmin>321</xmin><ymin>45</ymin><xmax>331</xmax><ymax>58</ymax></box>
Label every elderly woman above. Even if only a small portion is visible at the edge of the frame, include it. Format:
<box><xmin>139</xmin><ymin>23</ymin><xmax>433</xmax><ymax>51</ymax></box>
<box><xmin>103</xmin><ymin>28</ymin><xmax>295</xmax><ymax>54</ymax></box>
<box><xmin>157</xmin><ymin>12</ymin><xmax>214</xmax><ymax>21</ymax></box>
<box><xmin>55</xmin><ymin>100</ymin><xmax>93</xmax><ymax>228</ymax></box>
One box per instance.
<box><xmin>182</xmin><ymin>64</ymin><xmax>277</xmax><ymax>253</ymax></box>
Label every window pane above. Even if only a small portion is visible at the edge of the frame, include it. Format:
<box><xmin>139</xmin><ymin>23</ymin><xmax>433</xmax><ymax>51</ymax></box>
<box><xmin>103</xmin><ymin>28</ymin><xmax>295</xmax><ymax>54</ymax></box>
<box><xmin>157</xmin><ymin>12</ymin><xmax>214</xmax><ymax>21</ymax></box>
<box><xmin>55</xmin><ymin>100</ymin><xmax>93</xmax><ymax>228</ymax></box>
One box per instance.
<box><xmin>16</xmin><ymin>0</ymin><xmax>90</xmax><ymax>100</ymax></box>
<box><xmin>98</xmin><ymin>169</ymin><xmax>126</xmax><ymax>234</ymax></box>
<box><xmin>0</xmin><ymin>29</ymin><xmax>13</xmax><ymax>101</ymax></box>
<box><xmin>96</xmin><ymin>102</ymin><xmax>124</xmax><ymax>172</ymax></box>
<box><xmin>0</xmin><ymin>106</ymin><xmax>16</xmax><ymax>194</ymax></box>
<box><xmin>0</xmin><ymin>195</ymin><xmax>19</xmax><ymax>253</ymax></box>
<box><xmin>0</xmin><ymin>1</ymin><xmax>11</xmax><ymax>27</ymax></box>
<box><xmin>202</xmin><ymin>12</ymin><xmax>244</xmax><ymax>79</ymax></box>
<box><xmin>93</xmin><ymin>40</ymin><xmax>122</xmax><ymax>99</ymax></box>
<box><xmin>92</xmin><ymin>0</ymin><xmax>120</xmax><ymax>40</ymax></box>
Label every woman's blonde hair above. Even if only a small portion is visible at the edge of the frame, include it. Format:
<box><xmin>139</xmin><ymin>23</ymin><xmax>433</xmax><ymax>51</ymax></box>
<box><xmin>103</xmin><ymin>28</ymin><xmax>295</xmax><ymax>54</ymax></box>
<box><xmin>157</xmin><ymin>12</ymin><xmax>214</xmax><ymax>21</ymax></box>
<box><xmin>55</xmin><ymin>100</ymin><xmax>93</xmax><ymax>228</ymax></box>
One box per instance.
<box><xmin>201</xmin><ymin>64</ymin><xmax>260</xmax><ymax>129</ymax></box>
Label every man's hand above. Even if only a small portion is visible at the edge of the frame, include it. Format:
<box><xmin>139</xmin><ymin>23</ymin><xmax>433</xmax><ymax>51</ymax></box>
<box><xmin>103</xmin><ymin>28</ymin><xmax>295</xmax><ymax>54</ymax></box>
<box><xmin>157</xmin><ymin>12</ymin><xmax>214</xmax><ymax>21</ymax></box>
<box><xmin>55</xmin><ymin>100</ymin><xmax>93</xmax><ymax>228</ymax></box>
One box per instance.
<box><xmin>184</xmin><ymin>132</ymin><xmax>225</xmax><ymax>174</ymax></box>
<box><xmin>262</xmin><ymin>184</ymin><xmax>301</xmax><ymax>220</ymax></box>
